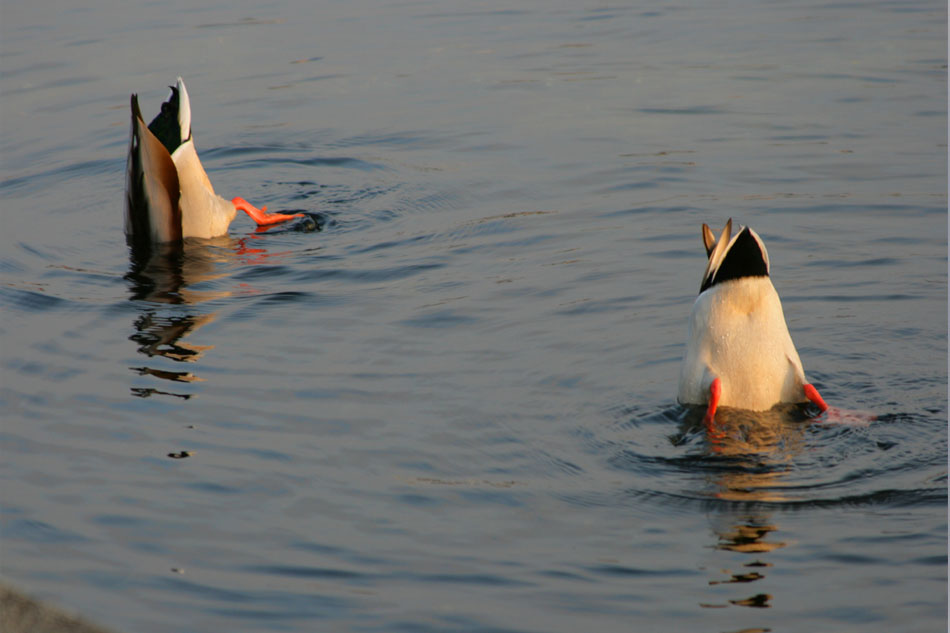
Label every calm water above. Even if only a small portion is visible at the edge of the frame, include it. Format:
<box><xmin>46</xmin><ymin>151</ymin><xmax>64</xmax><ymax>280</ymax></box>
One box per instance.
<box><xmin>1</xmin><ymin>1</ymin><xmax>947</xmax><ymax>632</ymax></box>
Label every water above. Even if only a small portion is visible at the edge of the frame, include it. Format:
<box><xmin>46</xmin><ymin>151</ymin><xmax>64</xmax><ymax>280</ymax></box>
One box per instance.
<box><xmin>1</xmin><ymin>1</ymin><xmax>946</xmax><ymax>632</ymax></box>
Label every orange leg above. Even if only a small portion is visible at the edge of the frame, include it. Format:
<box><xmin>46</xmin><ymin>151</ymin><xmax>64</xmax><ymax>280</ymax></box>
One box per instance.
<box><xmin>232</xmin><ymin>197</ymin><xmax>304</xmax><ymax>227</ymax></box>
<box><xmin>704</xmin><ymin>377</ymin><xmax>722</xmax><ymax>436</ymax></box>
<box><xmin>803</xmin><ymin>383</ymin><xmax>828</xmax><ymax>412</ymax></box>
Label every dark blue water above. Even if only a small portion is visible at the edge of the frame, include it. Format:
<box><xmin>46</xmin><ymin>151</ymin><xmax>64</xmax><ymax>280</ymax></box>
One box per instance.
<box><xmin>1</xmin><ymin>1</ymin><xmax>946</xmax><ymax>632</ymax></box>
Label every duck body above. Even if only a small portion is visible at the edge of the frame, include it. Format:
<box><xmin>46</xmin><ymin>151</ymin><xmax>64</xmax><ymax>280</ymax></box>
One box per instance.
<box><xmin>677</xmin><ymin>219</ymin><xmax>827</xmax><ymax>423</ymax></box>
<box><xmin>678</xmin><ymin>275</ymin><xmax>806</xmax><ymax>410</ymax></box>
<box><xmin>125</xmin><ymin>77</ymin><xmax>299</xmax><ymax>246</ymax></box>
<box><xmin>170</xmin><ymin>137</ymin><xmax>236</xmax><ymax>239</ymax></box>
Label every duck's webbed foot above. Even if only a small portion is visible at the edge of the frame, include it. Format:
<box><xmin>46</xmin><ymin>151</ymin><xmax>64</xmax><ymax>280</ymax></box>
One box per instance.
<box><xmin>233</xmin><ymin>197</ymin><xmax>303</xmax><ymax>227</ymax></box>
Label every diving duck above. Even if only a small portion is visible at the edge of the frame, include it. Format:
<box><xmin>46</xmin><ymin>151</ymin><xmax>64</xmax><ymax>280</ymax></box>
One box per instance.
<box><xmin>677</xmin><ymin>219</ymin><xmax>828</xmax><ymax>426</ymax></box>
<box><xmin>125</xmin><ymin>77</ymin><xmax>301</xmax><ymax>244</ymax></box>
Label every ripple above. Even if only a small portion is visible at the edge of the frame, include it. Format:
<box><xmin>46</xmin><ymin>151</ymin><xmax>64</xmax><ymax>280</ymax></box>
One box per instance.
<box><xmin>399</xmin><ymin>308</ymin><xmax>478</xmax><ymax>329</ymax></box>
<box><xmin>0</xmin><ymin>286</ymin><xmax>69</xmax><ymax>312</ymax></box>
<box><xmin>330</xmin><ymin>130</ymin><xmax>464</xmax><ymax>151</ymax></box>
<box><xmin>578</xmin><ymin>399</ymin><xmax>948</xmax><ymax>515</ymax></box>
<box><xmin>248</xmin><ymin>564</ymin><xmax>368</xmax><ymax>581</ymax></box>
<box><xmin>3</xmin><ymin>518</ymin><xmax>89</xmax><ymax>544</ymax></box>
<box><xmin>231</xmin><ymin>155</ymin><xmax>386</xmax><ymax>172</ymax></box>
<box><xmin>1</xmin><ymin>157</ymin><xmax>119</xmax><ymax>197</ymax></box>
<box><xmin>637</xmin><ymin>105</ymin><xmax>729</xmax><ymax>115</ymax></box>
<box><xmin>294</xmin><ymin>261</ymin><xmax>445</xmax><ymax>284</ymax></box>
<box><xmin>585</xmin><ymin>563</ymin><xmax>695</xmax><ymax>578</ymax></box>
<box><xmin>233</xmin><ymin>265</ymin><xmax>299</xmax><ymax>281</ymax></box>
<box><xmin>0</xmin><ymin>2</ymin><xmax>945</xmax><ymax>632</ymax></box>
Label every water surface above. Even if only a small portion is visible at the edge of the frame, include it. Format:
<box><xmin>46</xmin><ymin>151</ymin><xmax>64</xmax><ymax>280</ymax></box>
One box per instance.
<box><xmin>1</xmin><ymin>1</ymin><xmax>946</xmax><ymax>632</ymax></box>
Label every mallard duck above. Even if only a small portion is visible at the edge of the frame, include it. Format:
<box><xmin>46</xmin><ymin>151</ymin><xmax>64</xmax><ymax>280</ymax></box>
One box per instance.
<box><xmin>125</xmin><ymin>77</ymin><xmax>301</xmax><ymax>244</ymax></box>
<box><xmin>677</xmin><ymin>219</ymin><xmax>828</xmax><ymax>426</ymax></box>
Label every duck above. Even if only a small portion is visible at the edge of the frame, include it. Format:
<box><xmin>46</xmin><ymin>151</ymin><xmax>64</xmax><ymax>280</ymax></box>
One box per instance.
<box><xmin>125</xmin><ymin>77</ymin><xmax>301</xmax><ymax>245</ymax></box>
<box><xmin>677</xmin><ymin>219</ymin><xmax>828</xmax><ymax>428</ymax></box>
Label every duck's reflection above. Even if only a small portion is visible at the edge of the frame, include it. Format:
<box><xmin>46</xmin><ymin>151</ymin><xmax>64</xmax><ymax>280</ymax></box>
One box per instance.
<box><xmin>124</xmin><ymin>228</ymin><xmax>308</xmax><ymax>399</ymax></box>
<box><xmin>685</xmin><ymin>406</ymin><xmax>810</xmax><ymax>613</ymax></box>
<box><xmin>125</xmin><ymin>238</ymin><xmax>236</xmax><ymax>399</ymax></box>
<box><xmin>129</xmin><ymin>312</ymin><xmax>216</xmax><ymax>363</ymax></box>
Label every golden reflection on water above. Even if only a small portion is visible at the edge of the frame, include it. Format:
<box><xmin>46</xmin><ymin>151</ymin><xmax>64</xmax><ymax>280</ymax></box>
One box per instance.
<box><xmin>690</xmin><ymin>406</ymin><xmax>810</xmax><ymax>614</ymax></box>
<box><xmin>124</xmin><ymin>238</ymin><xmax>238</xmax><ymax>398</ymax></box>
<box><xmin>130</xmin><ymin>313</ymin><xmax>217</xmax><ymax>364</ymax></box>
<box><xmin>123</xmin><ymin>222</ymin><xmax>307</xmax><ymax>402</ymax></box>
<box><xmin>125</xmin><ymin>237</ymin><xmax>237</xmax><ymax>305</ymax></box>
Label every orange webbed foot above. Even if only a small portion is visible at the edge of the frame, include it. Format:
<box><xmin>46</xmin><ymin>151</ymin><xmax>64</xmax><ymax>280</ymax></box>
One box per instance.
<box><xmin>232</xmin><ymin>197</ymin><xmax>304</xmax><ymax>227</ymax></box>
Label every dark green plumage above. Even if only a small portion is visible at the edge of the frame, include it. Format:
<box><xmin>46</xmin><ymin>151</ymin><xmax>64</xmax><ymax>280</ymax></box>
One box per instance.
<box><xmin>147</xmin><ymin>86</ymin><xmax>185</xmax><ymax>155</ymax></box>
